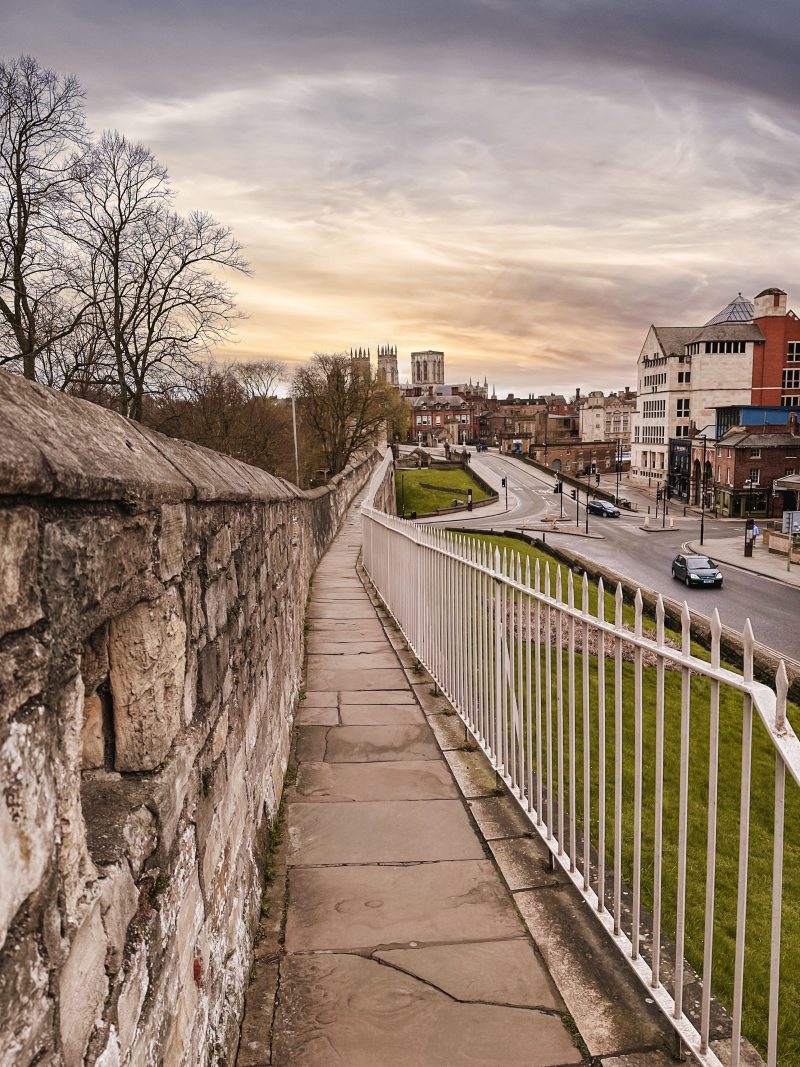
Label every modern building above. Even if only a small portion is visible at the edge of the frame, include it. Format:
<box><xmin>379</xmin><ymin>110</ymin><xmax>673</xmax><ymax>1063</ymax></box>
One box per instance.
<box><xmin>710</xmin><ymin>416</ymin><xmax>800</xmax><ymax>517</ymax></box>
<box><xmin>630</xmin><ymin>287</ymin><xmax>800</xmax><ymax>490</ymax></box>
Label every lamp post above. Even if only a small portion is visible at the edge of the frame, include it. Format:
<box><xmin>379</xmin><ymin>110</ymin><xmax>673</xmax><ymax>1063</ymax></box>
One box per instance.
<box><xmin>615</xmin><ymin>438</ymin><xmax>621</xmax><ymax>503</ymax></box>
<box><xmin>585</xmin><ymin>469</ymin><xmax>590</xmax><ymax>534</ymax></box>
<box><xmin>699</xmin><ymin>435</ymin><xmax>707</xmax><ymax>546</ymax></box>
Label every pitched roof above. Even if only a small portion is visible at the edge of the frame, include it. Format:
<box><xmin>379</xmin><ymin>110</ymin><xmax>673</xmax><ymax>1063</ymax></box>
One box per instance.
<box><xmin>689</xmin><ymin>323</ymin><xmax>764</xmax><ymax>343</ymax></box>
<box><xmin>651</xmin><ymin>326</ymin><xmax>697</xmax><ymax>357</ymax></box>
<box><xmin>705</xmin><ymin>293</ymin><xmax>754</xmax><ymax>325</ymax></box>
<box><xmin>719</xmin><ymin>429</ymin><xmax>800</xmax><ymax>448</ymax></box>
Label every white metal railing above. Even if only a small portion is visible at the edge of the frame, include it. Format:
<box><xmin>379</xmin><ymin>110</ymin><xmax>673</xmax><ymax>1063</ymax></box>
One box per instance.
<box><xmin>361</xmin><ymin>504</ymin><xmax>800</xmax><ymax>1067</ymax></box>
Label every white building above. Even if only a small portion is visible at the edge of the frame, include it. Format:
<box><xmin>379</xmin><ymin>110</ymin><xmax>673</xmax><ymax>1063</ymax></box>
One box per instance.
<box><xmin>629</xmin><ymin>296</ymin><xmax>764</xmax><ymax>487</ymax></box>
<box><xmin>578</xmin><ymin>390</ymin><xmax>636</xmax><ymax>445</ymax></box>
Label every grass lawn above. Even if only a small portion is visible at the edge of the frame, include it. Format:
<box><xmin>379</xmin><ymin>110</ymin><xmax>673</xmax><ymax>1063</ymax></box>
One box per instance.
<box><xmin>395</xmin><ymin>466</ymin><xmax>491</xmax><ymax>516</ymax></box>
<box><xmin>454</xmin><ymin>531</ymin><xmax>799</xmax><ymax>1063</ymax></box>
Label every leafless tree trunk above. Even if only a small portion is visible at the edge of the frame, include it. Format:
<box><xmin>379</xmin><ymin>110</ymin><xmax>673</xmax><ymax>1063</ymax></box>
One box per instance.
<box><xmin>0</xmin><ymin>55</ymin><xmax>92</xmax><ymax>379</ymax></box>
<box><xmin>75</xmin><ymin>132</ymin><xmax>250</xmax><ymax>419</ymax></box>
<box><xmin>292</xmin><ymin>353</ymin><xmax>395</xmax><ymax>475</ymax></box>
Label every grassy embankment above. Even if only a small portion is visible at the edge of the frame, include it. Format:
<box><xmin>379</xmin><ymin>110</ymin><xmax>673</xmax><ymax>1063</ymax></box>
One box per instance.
<box><xmin>395</xmin><ymin>466</ymin><xmax>491</xmax><ymax>516</ymax></box>
<box><xmin>458</xmin><ymin>531</ymin><xmax>799</xmax><ymax>1064</ymax></box>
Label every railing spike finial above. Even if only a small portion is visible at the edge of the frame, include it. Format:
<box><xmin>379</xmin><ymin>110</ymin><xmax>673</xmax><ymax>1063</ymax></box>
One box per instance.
<box><xmin>525</xmin><ymin>555</ymin><xmax>531</xmax><ymax>589</ymax></box>
<box><xmin>614</xmin><ymin>582</ymin><xmax>623</xmax><ymax>627</ymax></box>
<box><xmin>516</xmin><ymin>551</ymin><xmax>522</xmax><ymax>584</ymax></box>
<box><xmin>634</xmin><ymin>587</ymin><xmax>643</xmax><ymax>637</ymax></box>
<box><xmin>742</xmin><ymin>618</ymin><xmax>755</xmax><ymax>684</ymax></box>
<box><xmin>710</xmin><ymin>608</ymin><xmax>722</xmax><ymax>669</ymax></box>
<box><xmin>567</xmin><ymin>568</ymin><xmax>574</xmax><ymax>608</ymax></box>
<box><xmin>776</xmin><ymin>661</ymin><xmax>789</xmax><ymax>733</ymax></box>
<box><xmin>555</xmin><ymin>566</ymin><xmax>563</xmax><ymax>603</ymax></box>
<box><xmin>502</xmin><ymin>546</ymin><xmax>508</xmax><ymax>576</ymax></box>
<box><xmin>582</xmin><ymin>571</ymin><xmax>589</xmax><ymax>615</ymax></box>
<box><xmin>681</xmin><ymin>600</ymin><xmax>691</xmax><ymax>655</ymax></box>
<box><xmin>656</xmin><ymin>593</ymin><xmax>665</xmax><ymax>646</ymax></box>
<box><xmin>494</xmin><ymin>546</ymin><xmax>501</xmax><ymax>575</ymax></box>
<box><xmin>544</xmin><ymin>561</ymin><xmax>551</xmax><ymax>598</ymax></box>
<box><xmin>597</xmin><ymin>576</ymin><xmax>605</xmax><ymax>621</ymax></box>
<box><xmin>534</xmin><ymin>557</ymin><xmax>541</xmax><ymax>593</ymax></box>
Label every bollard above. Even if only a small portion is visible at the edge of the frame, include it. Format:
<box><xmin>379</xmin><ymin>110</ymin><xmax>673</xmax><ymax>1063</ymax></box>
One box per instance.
<box><xmin>644</xmin><ymin>514</ymin><xmax>650</xmax><ymax>527</ymax></box>
<box><xmin>670</xmin><ymin>517</ymin><xmax>675</xmax><ymax>529</ymax></box>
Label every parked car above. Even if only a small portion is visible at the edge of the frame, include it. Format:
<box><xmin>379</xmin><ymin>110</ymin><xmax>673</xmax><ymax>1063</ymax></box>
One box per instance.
<box><xmin>616</xmin><ymin>497</ymin><xmax>632</xmax><ymax>509</ymax></box>
<box><xmin>671</xmin><ymin>554</ymin><xmax>723</xmax><ymax>588</ymax></box>
<box><xmin>587</xmin><ymin>500</ymin><xmax>620</xmax><ymax>517</ymax></box>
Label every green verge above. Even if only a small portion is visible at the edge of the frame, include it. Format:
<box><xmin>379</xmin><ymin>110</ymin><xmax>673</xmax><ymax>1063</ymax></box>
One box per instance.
<box><xmin>458</xmin><ymin>531</ymin><xmax>799</xmax><ymax>1063</ymax></box>
<box><xmin>395</xmin><ymin>467</ymin><xmax>491</xmax><ymax>516</ymax></box>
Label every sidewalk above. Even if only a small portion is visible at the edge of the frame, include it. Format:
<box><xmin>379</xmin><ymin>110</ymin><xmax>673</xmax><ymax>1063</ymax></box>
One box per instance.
<box><xmin>261</xmin><ymin>505</ymin><xmax>580</xmax><ymax>1066</ymax></box>
<box><xmin>687</xmin><ymin>535</ymin><xmax>800</xmax><ymax>588</ymax></box>
<box><xmin>238</xmin><ymin>498</ymin><xmax>675</xmax><ymax>1066</ymax></box>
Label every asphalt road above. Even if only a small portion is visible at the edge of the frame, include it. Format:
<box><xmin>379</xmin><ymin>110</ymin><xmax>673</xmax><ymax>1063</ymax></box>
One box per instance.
<box><xmin>425</xmin><ymin>450</ymin><xmax>800</xmax><ymax>664</ymax></box>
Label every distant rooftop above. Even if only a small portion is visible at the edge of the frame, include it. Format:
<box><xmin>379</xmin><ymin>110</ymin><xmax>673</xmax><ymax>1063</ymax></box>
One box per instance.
<box><xmin>704</xmin><ymin>293</ymin><xmax>754</xmax><ymax>325</ymax></box>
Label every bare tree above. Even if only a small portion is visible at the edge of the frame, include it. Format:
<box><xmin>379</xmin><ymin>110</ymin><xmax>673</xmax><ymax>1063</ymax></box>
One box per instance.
<box><xmin>75</xmin><ymin>132</ymin><xmax>250</xmax><ymax>419</ymax></box>
<box><xmin>292</xmin><ymin>353</ymin><xmax>395</xmax><ymax>475</ymax></box>
<box><xmin>0</xmin><ymin>55</ymin><xmax>91</xmax><ymax>379</ymax></box>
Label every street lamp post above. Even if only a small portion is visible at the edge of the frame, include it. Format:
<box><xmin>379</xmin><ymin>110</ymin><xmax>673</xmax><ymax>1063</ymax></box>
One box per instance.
<box><xmin>615</xmin><ymin>438</ymin><xmax>621</xmax><ymax>503</ymax></box>
<box><xmin>699</xmin><ymin>435</ymin><xmax>707</xmax><ymax>546</ymax></box>
<box><xmin>585</xmin><ymin>469</ymin><xmax>590</xmax><ymax>534</ymax></box>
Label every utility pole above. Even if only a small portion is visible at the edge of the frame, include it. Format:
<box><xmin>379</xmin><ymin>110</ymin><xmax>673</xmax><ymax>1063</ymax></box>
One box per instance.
<box><xmin>291</xmin><ymin>397</ymin><xmax>301</xmax><ymax>487</ymax></box>
<box><xmin>585</xmin><ymin>470</ymin><xmax>590</xmax><ymax>534</ymax></box>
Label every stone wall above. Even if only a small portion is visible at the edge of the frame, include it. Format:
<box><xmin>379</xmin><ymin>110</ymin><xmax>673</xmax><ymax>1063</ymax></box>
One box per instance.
<box><xmin>363</xmin><ymin>449</ymin><xmax>396</xmax><ymax>515</ymax></box>
<box><xmin>0</xmin><ymin>371</ymin><xmax>379</xmax><ymax>1066</ymax></box>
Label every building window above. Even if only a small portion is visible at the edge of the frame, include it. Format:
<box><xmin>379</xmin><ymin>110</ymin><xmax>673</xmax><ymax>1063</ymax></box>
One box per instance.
<box><xmin>788</xmin><ymin>342</ymin><xmax>800</xmax><ymax>362</ymax></box>
<box><xmin>676</xmin><ymin>398</ymin><xmax>690</xmax><ymax>417</ymax></box>
<box><xmin>749</xmin><ymin>468</ymin><xmax>761</xmax><ymax>485</ymax></box>
<box><xmin>750</xmin><ymin>448</ymin><xmax>761</xmax><ymax>458</ymax></box>
<box><xmin>782</xmin><ymin>368</ymin><xmax>800</xmax><ymax>389</ymax></box>
<box><xmin>781</xmin><ymin>395</ymin><xmax>800</xmax><ymax>407</ymax></box>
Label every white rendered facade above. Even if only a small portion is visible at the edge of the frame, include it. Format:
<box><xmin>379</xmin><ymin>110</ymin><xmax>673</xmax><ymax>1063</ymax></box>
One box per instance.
<box><xmin>578</xmin><ymin>391</ymin><xmax>635</xmax><ymax>445</ymax></box>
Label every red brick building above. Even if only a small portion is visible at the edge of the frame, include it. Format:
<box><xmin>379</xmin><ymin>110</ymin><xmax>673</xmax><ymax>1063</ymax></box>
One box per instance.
<box><xmin>750</xmin><ymin>288</ymin><xmax>800</xmax><ymax>408</ymax></box>
<box><xmin>711</xmin><ymin>415</ymin><xmax>800</xmax><ymax>517</ymax></box>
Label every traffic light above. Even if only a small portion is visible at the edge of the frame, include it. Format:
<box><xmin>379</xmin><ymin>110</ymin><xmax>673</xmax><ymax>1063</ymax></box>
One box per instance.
<box><xmin>595</xmin><ymin>473</ymin><xmax>600</xmax><ymax>485</ymax></box>
<box><xmin>467</xmin><ymin>488</ymin><xmax>473</xmax><ymax>512</ymax></box>
<box><xmin>570</xmin><ymin>489</ymin><xmax>577</xmax><ymax>500</ymax></box>
<box><xmin>501</xmin><ymin>477</ymin><xmax>507</xmax><ymax>487</ymax></box>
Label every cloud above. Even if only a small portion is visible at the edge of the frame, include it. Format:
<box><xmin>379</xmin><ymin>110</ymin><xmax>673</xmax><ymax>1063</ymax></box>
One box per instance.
<box><xmin>4</xmin><ymin>1</ymin><xmax>800</xmax><ymax>394</ymax></box>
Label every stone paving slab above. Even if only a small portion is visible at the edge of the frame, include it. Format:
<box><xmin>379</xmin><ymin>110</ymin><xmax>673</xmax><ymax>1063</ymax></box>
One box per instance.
<box><xmin>324</xmin><ymin>723</ymin><xmax>439</xmax><ymax>762</ymax></box>
<box><xmin>306</xmin><ymin>602</ymin><xmax>378</xmax><ymax>619</ymax></box>
<box><xmin>294</xmin><ymin>760</ymin><xmax>458</xmax><ymax>803</ymax></box>
<box><xmin>295</xmin><ymin>704</ymin><xmax>339</xmax><ymax>726</ymax></box>
<box><xmin>287</xmin><ymin>799</ymin><xmax>485</xmax><ymax>865</ymax></box>
<box><xmin>306</xmin><ymin>650</ymin><xmax>400</xmax><ymax>670</ymax></box>
<box><xmin>305</xmin><ymin>665</ymin><xmax>409</xmax><ymax>691</ymax></box>
<box><xmin>339</xmin><ymin>689</ymin><xmax>416</xmax><ymax>704</ymax></box>
<box><xmin>306</xmin><ymin>639</ymin><xmax>388</xmax><ymax>654</ymax></box>
<box><xmin>306</xmin><ymin>619</ymin><xmax>385</xmax><ymax>637</ymax></box>
<box><xmin>272</xmin><ymin>953</ymin><xmax>581</xmax><ymax>1067</ymax></box>
<box><xmin>285</xmin><ymin>860</ymin><xmax>525</xmax><ymax>951</ymax></box>
<box><xmin>374</xmin><ymin>939</ymin><xmax>565</xmax><ymax>1010</ymax></box>
<box><xmin>338</xmin><ymin>702</ymin><xmax>425</xmax><ymax>725</ymax></box>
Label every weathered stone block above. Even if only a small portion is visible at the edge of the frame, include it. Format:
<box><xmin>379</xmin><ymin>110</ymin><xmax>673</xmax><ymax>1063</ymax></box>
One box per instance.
<box><xmin>0</xmin><ymin>507</ymin><xmax>41</xmax><ymax>638</ymax></box>
<box><xmin>59</xmin><ymin>898</ymin><xmax>109</xmax><ymax>1065</ymax></box>
<box><xmin>0</xmin><ymin>712</ymin><xmax>55</xmax><ymax>951</ymax></box>
<box><xmin>0</xmin><ymin>633</ymin><xmax>46</xmax><ymax>721</ymax></box>
<box><xmin>81</xmin><ymin>689</ymin><xmax>105</xmax><ymax>770</ymax></box>
<box><xmin>158</xmin><ymin>503</ymin><xmax>186</xmax><ymax>581</ymax></box>
<box><xmin>0</xmin><ymin>933</ymin><xmax>53</xmax><ymax>1065</ymax></box>
<box><xmin>109</xmin><ymin>588</ymin><xmax>187</xmax><ymax>771</ymax></box>
<box><xmin>98</xmin><ymin>862</ymin><xmax>138</xmax><ymax>974</ymax></box>
<box><xmin>116</xmin><ymin>944</ymin><xmax>149</xmax><ymax>1055</ymax></box>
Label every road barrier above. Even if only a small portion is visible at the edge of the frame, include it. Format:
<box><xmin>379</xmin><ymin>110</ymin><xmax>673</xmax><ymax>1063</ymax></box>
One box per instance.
<box><xmin>361</xmin><ymin>501</ymin><xmax>798</xmax><ymax>1067</ymax></box>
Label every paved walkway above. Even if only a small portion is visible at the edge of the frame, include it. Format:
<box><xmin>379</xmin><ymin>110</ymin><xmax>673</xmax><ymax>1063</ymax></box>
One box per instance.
<box><xmin>270</xmin><ymin>505</ymin><xmax>583</xmax><ymax>1066</ymax></box>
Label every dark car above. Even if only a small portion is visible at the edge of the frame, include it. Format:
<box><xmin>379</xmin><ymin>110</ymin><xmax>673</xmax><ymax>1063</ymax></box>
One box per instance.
<box><xmin>587</xmin><ymin>500</ymin><xmax>620</xmax><ymax>517</ymax></box>
<box><xmin>671</xmin><ymin>554</ymin><xmax>723</xmax><ymax>588</ymax></box>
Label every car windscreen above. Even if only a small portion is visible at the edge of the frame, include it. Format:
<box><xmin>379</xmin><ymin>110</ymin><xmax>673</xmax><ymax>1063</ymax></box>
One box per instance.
<box><xmin>686</xmin><ymin>556</ymin><xmax>715</xmax><ymax>569</ymax></box>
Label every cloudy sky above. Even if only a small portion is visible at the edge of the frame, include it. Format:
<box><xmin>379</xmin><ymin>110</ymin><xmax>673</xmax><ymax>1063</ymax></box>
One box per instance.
<box><xmin>7</xmin><ymin>0</ymin><xmax>800</xmax><ymax>394</ymax></box>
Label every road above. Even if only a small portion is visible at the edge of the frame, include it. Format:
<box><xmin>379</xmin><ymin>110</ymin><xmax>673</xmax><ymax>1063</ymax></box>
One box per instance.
<box><xmin>424</xmin><ymin>449</ymin><xmax>800</xmax><ymax>663</ymax></box>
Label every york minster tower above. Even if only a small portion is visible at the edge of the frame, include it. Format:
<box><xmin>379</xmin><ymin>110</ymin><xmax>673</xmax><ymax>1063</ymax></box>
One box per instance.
<box><xmin>411</xmin><ymin>349</ymin><xmax>445</xmax><ymax>388</ymax></box>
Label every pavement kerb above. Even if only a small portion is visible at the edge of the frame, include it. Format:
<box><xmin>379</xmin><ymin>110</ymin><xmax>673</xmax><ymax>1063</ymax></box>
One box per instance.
<box><xmin>686</xmin><ymin>539</ymin><xmax>800</xmax><ymax>589</ymax></box>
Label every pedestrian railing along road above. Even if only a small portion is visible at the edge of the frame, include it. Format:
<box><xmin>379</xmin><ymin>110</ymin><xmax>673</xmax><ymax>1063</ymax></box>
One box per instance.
<box><xmin>361</xmin><ymin>500</ymin><xmax>800</xmax><ymax>1067</ymax></box>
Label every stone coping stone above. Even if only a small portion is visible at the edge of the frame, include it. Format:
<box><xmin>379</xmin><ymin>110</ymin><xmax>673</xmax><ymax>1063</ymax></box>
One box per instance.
<box><xmin>287</xmin><ymin>799</ymin><xmax>484</xmax><ymax>865</ymax></box>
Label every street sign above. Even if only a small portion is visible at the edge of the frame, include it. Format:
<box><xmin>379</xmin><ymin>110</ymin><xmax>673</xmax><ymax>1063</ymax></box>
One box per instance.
<box><xmin>782</xmin><ymin>511</ymin><xmax>800</xmax><ymax>533</ymax></box>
